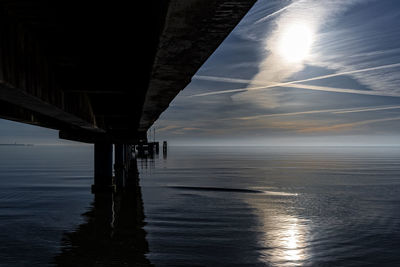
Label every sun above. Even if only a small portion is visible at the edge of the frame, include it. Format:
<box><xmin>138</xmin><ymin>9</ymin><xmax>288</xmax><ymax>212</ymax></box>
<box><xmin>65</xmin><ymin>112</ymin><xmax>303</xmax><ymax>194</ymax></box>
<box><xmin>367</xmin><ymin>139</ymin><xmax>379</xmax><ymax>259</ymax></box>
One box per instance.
<box><xmin>278</xmin><ymin>23</ymin><xmax>314</xmax><ymax>63</ymax></box>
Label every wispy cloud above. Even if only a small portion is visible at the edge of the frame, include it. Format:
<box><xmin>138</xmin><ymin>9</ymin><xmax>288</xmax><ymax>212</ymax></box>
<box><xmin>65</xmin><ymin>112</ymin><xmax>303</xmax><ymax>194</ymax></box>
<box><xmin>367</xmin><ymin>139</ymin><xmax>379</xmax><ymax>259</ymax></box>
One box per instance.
<box><xmin>191</xmin><ymin>62</ymin><xmax>400</xmax><ymax>97</ymax></box>
<box><xmin>228</xmin><ymin>0</ymin><xmax>400</xmax><ymax>111</ymax></box>
<box><xmin>236</xmin><ymin>0</ymin><xmax>363</xmax><ymax>107</ymax></box>
<box><xmin>156</xmin><ymin>105</ymin><xmax>400</xmax><ymax>136</ymax></box>
<box><xmin>232</xmin><ymin>105</ymin><xmax>400</xmax><ymax>120</ymax></box>
<box><xmin>254</xmin><ymin>1</ymin><xmax>298</xmax><ymax>24</ymax></box>
<box><xmin>283</xmin><ymin>63</ymin><xmax>400</xmax><ymax>86</ymax></box>
<box><xmin>193</xmin><ymin>75</ymin><xmax>251</xmax><ymax>85</ymax></box>
<box><xmin>194</xmin><ymin>61</ymin><xmax>400</xmax><ymax>86</ymax></box>
<box><xmin>298</xmin><ymin>116</ymin><xmax>400</xmax><ymax>133</ymax></box>
<box><xmin>155</xmin><ymin>125</ymin><xmax>181</xmax><ymax>132</ymax></box>
<box><xmin>321</xmin><ymin>47</ymin><xmax>400</xmax><ymax>61</ymax></box>
<box><xmin>332</xmin><ymin>106</ymin><xmax>400</xmax><ymax>114</ymax></box>
<box><xmin>283</xmin><ymin>83</ymin><xmax>399</xmax><ymax>97</ymax></box>
<box><xmin>307</xmin><ymin>1</ymin><xmax>400</xmax><ymax>98</ymax></box>
<box><xmin>154</xmin><ymin>0</ymin><xmax>400</xmax><ymax>143</ymax></box>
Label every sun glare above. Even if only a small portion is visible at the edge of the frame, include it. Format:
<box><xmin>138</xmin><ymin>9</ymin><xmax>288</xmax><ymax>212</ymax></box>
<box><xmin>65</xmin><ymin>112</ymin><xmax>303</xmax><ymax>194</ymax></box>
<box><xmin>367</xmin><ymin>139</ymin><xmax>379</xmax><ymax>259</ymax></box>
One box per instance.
<box><xmin>278</xmin><ymin>23</ymin><xmax>314</xmax><ymax>63</ymax></box>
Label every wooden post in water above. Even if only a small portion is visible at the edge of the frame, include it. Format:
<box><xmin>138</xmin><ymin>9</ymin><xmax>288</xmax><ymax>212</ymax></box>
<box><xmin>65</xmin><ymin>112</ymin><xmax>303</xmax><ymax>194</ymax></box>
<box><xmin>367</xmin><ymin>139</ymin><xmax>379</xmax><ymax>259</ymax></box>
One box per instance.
<box><xmin>92</xmin><ymin>142</ymin><xmax>113</xmax><ymax>193</ymax></box>
<box><xmin>163</xmin><ymin>141</ymin><xmax>168</xmax><ymax>158</ymax></box>
<box><xmin>114</xmin><ymin>144</ymin><xmax>125</xmax><ymax>192</ymax></box>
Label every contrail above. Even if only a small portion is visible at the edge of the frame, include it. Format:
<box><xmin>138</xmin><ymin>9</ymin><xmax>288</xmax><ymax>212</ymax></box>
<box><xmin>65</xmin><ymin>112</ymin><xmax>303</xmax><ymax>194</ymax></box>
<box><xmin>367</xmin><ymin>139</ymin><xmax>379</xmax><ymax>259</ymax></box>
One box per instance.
<box><xmin>333</xmin><ymin>105</ymin><xmax>400</xmax><ymax>114</ymax></box>
<box><xmin>193</xmin><ymin>76</ymin><xmax>251</xmax><ymax>85</ymax></box>
<box><xmin>283</xmin><ymin>62</ymin><xmax>400</xmax><ymax>85</ymax></box>
<box><xmin>191</xmin><ymin>62</ymin><xmax>400</xmax><ymax>97</ymax></box>
<box><xmin>254</xmin><ymin>2</ymin><xmax>294</xmax><ymax>24</ymax></box>
<box><xmin>189</xmin><ymin>87</ymin><xmax>248</xmax><ymax>97</ymax></box>
<box><xmin>298</xmin><ymin>116</ymin><xmax>400</xmax><ymax>133</ymax></box>
<box><xmin>231</xmin><ymin>105</ymin><xmax>400</xmax><ymax>121</ymax></box>
<box><xmin>235</xmin><ymin>108</ymin><xmax>353</xmax><ymax>120</ymax></box>
<box><xmin>320</xmin><ymin>48</ymin><xmax>400</xmax><ymax>61</ymax></box>
<box><xmin>284</xmin><ymin>84</ymin><xmax>399</xmax><ymax>97</ymax></box>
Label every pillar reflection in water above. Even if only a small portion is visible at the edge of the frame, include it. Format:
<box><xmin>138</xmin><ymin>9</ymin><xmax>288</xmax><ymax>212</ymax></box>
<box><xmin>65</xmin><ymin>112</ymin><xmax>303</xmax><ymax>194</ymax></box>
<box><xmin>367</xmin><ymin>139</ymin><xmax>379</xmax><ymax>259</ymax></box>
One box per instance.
<box><xmin>53</xmin><ymin>160</ymin><xmax>153</xmax><ymax>266</ymax></box>
<box><xmin>136</xmin><ymin>145</ymin><xmax>158</xmax><ymax>172</ymax></box>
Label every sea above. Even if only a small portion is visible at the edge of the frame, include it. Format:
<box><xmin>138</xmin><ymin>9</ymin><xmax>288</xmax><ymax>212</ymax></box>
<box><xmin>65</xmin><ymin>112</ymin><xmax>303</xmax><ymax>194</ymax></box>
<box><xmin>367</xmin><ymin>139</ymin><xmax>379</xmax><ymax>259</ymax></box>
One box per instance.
<box><xmin>0</xmin><ymin>145</ymin><xmax>399</xmax><ymax>266</ymax></box>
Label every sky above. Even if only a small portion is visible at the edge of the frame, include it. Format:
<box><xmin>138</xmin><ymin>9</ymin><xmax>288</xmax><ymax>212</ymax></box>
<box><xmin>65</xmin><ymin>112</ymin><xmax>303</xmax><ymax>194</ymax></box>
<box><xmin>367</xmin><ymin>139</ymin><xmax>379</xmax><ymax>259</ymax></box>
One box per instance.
<box><xmin>152</xmin><ymin>0</ymin><xmax>400</xmax><ymax>146</ymax></box>
<box><xmin>2</xmin><ymin>0</ymin><xmax>400</xmax><ymax>146</ymax></box>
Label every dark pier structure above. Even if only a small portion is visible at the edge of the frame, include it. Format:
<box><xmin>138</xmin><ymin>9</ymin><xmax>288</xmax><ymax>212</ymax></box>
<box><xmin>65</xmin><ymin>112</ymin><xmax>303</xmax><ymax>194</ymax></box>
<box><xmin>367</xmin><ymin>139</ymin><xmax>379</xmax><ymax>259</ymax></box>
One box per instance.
<box><xmin>0</xmin><ymin>1</ymin><xmax>256</xmax><ymax>264</ymax></box>
<box><xmin>0</xmin><ymin>0</ymin><xmax>255</xmax><ymax>192</ymax></box>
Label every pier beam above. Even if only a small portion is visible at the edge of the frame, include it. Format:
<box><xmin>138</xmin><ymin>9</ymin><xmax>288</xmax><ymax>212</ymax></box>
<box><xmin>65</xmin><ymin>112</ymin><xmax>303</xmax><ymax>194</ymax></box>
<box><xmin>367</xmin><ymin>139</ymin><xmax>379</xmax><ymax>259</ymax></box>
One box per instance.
<box><xmin>92</xmin><ymin>142</ymin><xmax>113</xmax><ymax>193</ymax></box>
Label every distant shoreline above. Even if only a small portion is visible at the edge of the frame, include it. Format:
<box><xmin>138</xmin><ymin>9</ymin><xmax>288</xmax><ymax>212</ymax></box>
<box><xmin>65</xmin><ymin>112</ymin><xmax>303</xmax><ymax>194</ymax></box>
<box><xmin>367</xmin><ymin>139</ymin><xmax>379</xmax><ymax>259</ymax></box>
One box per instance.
<box><xmin>0</xmin><ymin>144</ymin><xmax>34</xmax><ymax>146</ymax></box>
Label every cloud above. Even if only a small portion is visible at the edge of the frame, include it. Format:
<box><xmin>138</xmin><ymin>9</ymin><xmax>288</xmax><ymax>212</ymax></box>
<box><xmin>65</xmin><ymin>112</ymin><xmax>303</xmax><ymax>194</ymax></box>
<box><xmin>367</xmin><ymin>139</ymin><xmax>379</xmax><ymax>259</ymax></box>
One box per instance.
<box><xmin>321</xmin><ymin>47</ymin><xmax>400</xmax><ymax>61</ymax></box>
<box><xmin>282</xmin><ymin>83</ymin><xmax>398</xmax><ymax>97</ymax></box>
<box><xmin>231</xmin><ymin>105</ymin><xmax>400</xmax><ymax>120</ymax></box>
<box><xmin>153</xmin><ymin>0</ymin><xmax>400</xmax><ymax>143</ymax></box>
<box><xmin>232</xmin><ymin>0</ymin><xmax>363</xmax><ymax>108</ymax></box>
<box><xmin>308</xmin><ymin>1</ymin><xmax>400</xmax><ymax>97</ymax></box>
<box><xmin>298</xmin><ymin>116</ymin><xmax>400</xmax><ymax>133</ymax></box>
<box><xmin>254</xmin><ymin>1</ymin><xmax>298</xmax><ymax>25</ymax></box>
<box><xmin>191</xmin><ymin>62</ymin><xmax>400</xmax><ymax>97</ymax></box>
<box><xmin>332</xmin><ymin>106</ymin><xmax>400</xmax><ymax>114</ymax></box>
<box><xmin>193</xmin><ymin>0</ymin><xmax>400</xmax><ymax>111</ymax></box>
<box><xmin>156</xmin><ymin>125</ymin><xmax>181</xmax><ymax>132</ymax></box>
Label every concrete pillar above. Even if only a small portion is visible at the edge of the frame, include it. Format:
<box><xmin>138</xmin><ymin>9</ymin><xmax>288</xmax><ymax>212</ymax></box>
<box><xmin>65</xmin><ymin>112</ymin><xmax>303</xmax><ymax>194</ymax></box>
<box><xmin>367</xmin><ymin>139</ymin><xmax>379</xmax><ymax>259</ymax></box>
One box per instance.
<box><xmin>114</xmin><ymin>144</ymin><xmax>125</xmax><ymax>191</ymax></box>
<box><xmin>92</xmin><ymin>142</ymin><xmax>113</xmax><ymax>193</ymax></box>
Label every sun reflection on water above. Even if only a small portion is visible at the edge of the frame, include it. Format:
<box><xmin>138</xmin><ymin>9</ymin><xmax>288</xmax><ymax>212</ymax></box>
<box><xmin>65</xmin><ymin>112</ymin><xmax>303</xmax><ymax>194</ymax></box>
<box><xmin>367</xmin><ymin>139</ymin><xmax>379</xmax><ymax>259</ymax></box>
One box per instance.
<box><xmin>281</xmin><ymin>219</ymin><xmax>305</xmax><ymax>263</ymax></box>
<box><xmin>248</xmin><ymin>196</ymin><xmax>309</xmax><ymax>266</ymax></box>
<box><xmin>263</xmin><ymin>215</ymin><xmax>308</xmax><ymax>266</ymax></box>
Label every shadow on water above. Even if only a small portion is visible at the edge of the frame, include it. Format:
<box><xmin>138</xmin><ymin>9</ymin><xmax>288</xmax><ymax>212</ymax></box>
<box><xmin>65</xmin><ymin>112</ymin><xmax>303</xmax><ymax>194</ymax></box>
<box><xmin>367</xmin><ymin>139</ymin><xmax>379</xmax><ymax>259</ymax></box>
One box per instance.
<box><xmin>53</xmin><ymin>160</ymin><xmax>153</xmax><ymax>266</ymax></box>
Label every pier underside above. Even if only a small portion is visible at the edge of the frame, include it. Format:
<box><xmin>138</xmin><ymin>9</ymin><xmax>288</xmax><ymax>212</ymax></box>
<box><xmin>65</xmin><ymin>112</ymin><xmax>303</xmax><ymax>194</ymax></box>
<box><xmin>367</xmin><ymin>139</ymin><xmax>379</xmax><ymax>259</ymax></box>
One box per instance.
<box><xmin>0</xmin><ymin>0</ymin><xmax>256</xmax><ymax>144</ymax></box>
<box><xmin>0</xmin><ymin>0</ymin><xmax>256</xmax><ymax>191</ymax></box>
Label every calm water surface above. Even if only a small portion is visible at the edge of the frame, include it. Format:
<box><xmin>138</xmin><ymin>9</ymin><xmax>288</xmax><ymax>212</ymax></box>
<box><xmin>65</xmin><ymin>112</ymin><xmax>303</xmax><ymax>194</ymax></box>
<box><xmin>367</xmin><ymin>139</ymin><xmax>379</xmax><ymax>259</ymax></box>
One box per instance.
<box><xmin>0</xmin><ymin>145</ymin><xmax>93</xmax><ymax>266</ymax></box>
<box><xmin>141</xmin><ymin>146</ymin><xmax>400</xmax><ymax>266</ymax></box>
<box><xmin>0</xmin><ymin>145</ymin><xmax>400</xmax><ymax>266</ymax></box>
